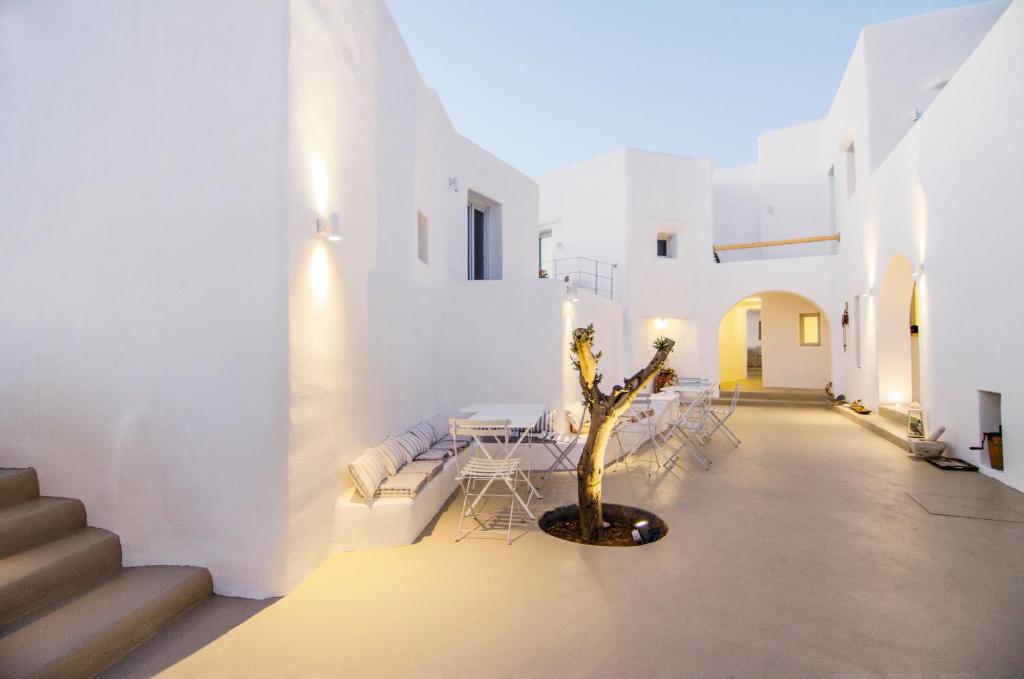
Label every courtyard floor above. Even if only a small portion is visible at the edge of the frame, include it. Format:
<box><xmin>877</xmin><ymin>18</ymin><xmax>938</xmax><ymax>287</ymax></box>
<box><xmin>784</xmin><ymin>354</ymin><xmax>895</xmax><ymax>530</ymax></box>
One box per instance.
<box><xmin>107</xmin><ymin>407</ymin><xmax>1024</xmax><ymax>678</ymax></box>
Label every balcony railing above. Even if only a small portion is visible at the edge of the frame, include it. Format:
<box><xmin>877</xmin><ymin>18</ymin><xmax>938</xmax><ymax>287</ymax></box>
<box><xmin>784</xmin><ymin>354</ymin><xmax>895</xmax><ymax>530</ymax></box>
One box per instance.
<box><xmin>540</xmin><ymin>257</ymin><xmax>616</xmax><ymax>299</ymax></box>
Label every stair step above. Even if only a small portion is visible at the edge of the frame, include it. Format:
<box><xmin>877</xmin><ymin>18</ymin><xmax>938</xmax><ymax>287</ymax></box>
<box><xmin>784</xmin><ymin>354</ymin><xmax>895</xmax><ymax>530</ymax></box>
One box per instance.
<box><xmin>715</xmin><ymin>398</ymin><xmax>830</xmax><ymax>408</ymax></box>
<box><xmin>0</xmin><ymin>527</ymin><xmax>121</xmax><ymax>627</ymax></box>
<box><xmin>832</xmin><ymin>405</ymin><xmax>911</xmax><ymax>452</ymax></box>
<box><xmin>0</xmin><ymin>566</ymin><xmax>212</xmax><ymax>679</ymax></box>
<box><xmin>0</xmin><ymin>468</ymin><xmax>40</xmax><ymax>508</ymax></box>
<box><xmin>0</xmin><ymin>496</ymin><xmax>87</xmax><ymax>558</ymax></box>
<box><xmin>732</xmin><ymin>391</ymin><xmax>829</xmax><ymax>401</ymax></box>
<box><xmin>878</xmin><ymin>404</ymin><xmax>909</xmax><ymax>426</ymax></box>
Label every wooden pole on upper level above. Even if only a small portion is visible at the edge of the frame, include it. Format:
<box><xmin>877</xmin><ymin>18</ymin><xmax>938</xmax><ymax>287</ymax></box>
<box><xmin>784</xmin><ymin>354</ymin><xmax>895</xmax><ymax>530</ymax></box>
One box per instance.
<box><xmin>713</xmin><ymin>233</ymin><xmax>841</xmax><ymax>252</ymax></box>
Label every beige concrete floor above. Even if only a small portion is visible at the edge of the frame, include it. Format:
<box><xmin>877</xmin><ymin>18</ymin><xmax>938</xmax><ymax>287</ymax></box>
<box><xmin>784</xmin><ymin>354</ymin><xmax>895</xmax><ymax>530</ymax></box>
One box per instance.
<box><xmin>123</xmin><ymin>407</ymin><xmax>1024</xmax><ymax>678</ymax></box>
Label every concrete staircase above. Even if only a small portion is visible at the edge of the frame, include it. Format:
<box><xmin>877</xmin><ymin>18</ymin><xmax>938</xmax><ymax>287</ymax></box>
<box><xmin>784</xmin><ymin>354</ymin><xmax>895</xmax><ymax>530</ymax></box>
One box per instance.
<box><xmin>713</xmin><ymin>387</ymin><xmax>832</xmax><ymax>408</ymax></box>
<box><xmin>0</xmin><ymin>468</ymin><xmax>212</xmax><ymax>679</ymax></box>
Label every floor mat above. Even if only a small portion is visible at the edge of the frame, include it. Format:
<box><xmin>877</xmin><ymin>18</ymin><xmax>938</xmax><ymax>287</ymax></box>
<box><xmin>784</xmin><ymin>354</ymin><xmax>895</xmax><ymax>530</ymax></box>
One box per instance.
<box><xmin>907</xmin><ymin>491</ymin><xmax>1024</xmax><ymax>523</ymax></box>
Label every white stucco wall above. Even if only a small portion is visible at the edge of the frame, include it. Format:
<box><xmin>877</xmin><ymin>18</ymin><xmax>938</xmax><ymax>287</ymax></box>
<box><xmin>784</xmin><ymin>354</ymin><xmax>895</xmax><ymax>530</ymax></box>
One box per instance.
<box><xmin>717</xmin><ymin>306</ymin><xmax>748</xmax><ymax>384</ymax></box>
<box><xmin>712</xmin><ymin>165</ymin><xmax>761</xmax><ymax>262</ymax></box>
<box><xmin>539</xmin><ymin>151</ymin><xmax>630</xmax><ymax>302</ymax></box>
<box><xmin>760</xmin><ymin>293</ymin><xmax>832</xmax><ymax>390</ymax></box>
<box><xmin>757</xmin><ymin>121</ymin><xmax>834</xmax><ymax>259</ymax></box>
<box><xmin>0</xmin><ymin>0</ymin><xmax>291</xmax><ymax>597</ymax></box>
<box><xmin>0</xmin><ymin>0</ymin><xmax>545</xmax><ymax>597</ymax></box>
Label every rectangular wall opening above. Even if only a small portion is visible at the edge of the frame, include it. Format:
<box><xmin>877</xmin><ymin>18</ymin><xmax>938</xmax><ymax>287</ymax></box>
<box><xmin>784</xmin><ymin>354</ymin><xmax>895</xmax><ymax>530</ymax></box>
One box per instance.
<box><xmin>799</xmin><ymin>313</ymin><xmax>821</xmax><ymax>346</ymax></box>
<box><xmin>845</xmin><ymin>142</ymin><xmax>857</xmax><ymax>198</ymax></box>
<box><xmin>978</xmin><ymin>390</ymin><xmax>1003</xmax><ymax>470</ymax></box>
<box><xmin>656</xmin><ymin>232</ymin><xmax>677</xmax><ymax>258</ymax></box>
<box><xmin>854</xmin><ymin>296</ymin><xmax>862</xmax><ymax>369</ymax></box>
<box><xmin>416</xmin><ymin>211</ymin><xmax>429</xmax><ymax>264</ymax></box>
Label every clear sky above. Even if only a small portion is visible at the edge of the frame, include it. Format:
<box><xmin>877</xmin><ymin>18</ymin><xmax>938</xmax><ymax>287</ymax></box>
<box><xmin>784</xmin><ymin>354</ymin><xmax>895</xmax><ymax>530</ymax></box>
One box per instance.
<box><xmin>386</xmin><ymin>0</ymin><xmax>985</xmax><ymax>178</ymax></box>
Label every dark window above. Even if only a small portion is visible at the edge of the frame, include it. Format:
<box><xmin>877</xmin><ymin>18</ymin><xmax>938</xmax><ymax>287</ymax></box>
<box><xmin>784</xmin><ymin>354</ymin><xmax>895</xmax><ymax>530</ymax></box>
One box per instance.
<box><xmin>657</xmin><ymin>239</ymin><xmax>668</xmax><ymax>257</ymax></box>
<box><xmin>468</xmin><ymin>205</ymin><xmax>487</xmax><ymax>280</ymax></box>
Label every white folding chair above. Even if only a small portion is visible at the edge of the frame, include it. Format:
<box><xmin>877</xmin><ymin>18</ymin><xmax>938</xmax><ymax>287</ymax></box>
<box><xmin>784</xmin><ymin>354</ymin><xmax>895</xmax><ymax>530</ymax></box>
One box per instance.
<box><xmin>527</xmin><ymin>409</ymin><xmax>580</xmax><ymax>486</ymax></box>
<box><xmin>667</xmin><ymin>389</ymin><xmax>713</xmax><ymax>470</ymax></box>
<box><xmin>706</xmin><ymin>384</ymin><xmax>741</xmax><ymax>446</ymax></box>
<box><xmin>450</xmin><ymin>418</ymin><xmax>535</xmax><ymax>545</ymax></box>
<box><xmin>613</xmin><ymin>395</ymin><xmax>675</xmax><ymax>475</ymax></box>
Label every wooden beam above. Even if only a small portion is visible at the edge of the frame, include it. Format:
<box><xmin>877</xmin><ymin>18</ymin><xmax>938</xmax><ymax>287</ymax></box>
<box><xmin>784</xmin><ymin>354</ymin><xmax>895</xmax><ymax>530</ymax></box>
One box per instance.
<box><xmin>714</xmin><ymin>233</ymin><xmax>840</xmax><ymax>252</ymax></box>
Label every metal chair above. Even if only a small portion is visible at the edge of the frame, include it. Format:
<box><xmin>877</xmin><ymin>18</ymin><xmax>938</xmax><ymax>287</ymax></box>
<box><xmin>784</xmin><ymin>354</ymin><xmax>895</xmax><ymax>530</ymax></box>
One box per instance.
<box><xmin>667</xmin><ymin>389</ymin><xmax>713</xmax><ymax>470</ymax></box>
<box><xmin>706</xmin><ymin>383</ymin><xmax>741</xmax><ymax>445</ymax></box>
<box><xmin>612</xmin><ymin>395</ymin><xmax>676</xmax><ymax>475</ymax></box>
<box><xmin>450</xmin><ymin>418</ymin><xmax>535</xmax><ymax>544</ymax></box>
<box><xmin>526</xmin><ymin>409</ymin><xmax>580</xmax><ymax>486</ymax></box>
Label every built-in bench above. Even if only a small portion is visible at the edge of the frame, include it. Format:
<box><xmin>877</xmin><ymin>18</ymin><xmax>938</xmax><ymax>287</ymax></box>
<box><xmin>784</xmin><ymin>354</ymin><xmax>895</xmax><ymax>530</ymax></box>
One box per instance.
<box><xmin>334</xmin><ymin>415</ymin><xmax>471</xmax><ymax>552</ymax></box>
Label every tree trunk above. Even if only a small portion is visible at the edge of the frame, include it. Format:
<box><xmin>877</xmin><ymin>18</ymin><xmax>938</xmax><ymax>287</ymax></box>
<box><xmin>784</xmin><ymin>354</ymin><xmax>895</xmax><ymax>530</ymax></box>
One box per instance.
<box><xmin>577</xmin><ymin>404</ymin><xmax>614</xmax><ymax>542</ymax></box>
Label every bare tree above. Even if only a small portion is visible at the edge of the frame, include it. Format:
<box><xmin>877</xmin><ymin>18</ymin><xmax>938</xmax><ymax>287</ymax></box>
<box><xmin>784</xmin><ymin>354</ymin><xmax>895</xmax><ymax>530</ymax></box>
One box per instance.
<box><xmin>570</xmin><ymin>325</ymin><xmax>675</xmax><ymax>542</ymax></box>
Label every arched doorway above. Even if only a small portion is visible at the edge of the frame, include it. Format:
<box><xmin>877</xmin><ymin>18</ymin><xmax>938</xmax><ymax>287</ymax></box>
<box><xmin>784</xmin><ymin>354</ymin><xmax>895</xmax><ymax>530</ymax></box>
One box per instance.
<box><xmin>718</xmin><ymin>291</ymin><xmax>831</xmax><ymax>390</ymax></box>
<box><xmin>876</xmin><ymin>253</ymin><xmax>917</xmax><ymax>403</ymax></box>
<box><xmin>877</xmin><ymin>255</ymin><xmax>920</xmax><ymax>406</ymax></box>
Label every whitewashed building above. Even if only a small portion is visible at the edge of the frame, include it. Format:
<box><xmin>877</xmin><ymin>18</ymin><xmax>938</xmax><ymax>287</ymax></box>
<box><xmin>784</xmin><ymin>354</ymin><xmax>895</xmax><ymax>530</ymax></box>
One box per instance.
<box><xmin>1</xmin><ymin>0</ymin><xmax>1021</xmax><ymax>605</ymax></box>
<box><xmin>541</xmin><ymin>0</ymin><xmax>1022</xmax><ymax>492</ymax></box>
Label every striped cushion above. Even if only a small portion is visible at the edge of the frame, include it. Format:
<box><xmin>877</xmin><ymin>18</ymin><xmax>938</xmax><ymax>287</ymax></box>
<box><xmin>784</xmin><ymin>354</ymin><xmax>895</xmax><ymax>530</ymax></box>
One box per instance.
<box><xmin>395</xmin><ymin>432</ymin><xmax>425</xmax><ymax>458</ymax></box>
<box><xmin>409</xmin><ymin>422</ymin><xmax>437</xmax><ymax>450</ymax></box>
<box><xmin>402</xmin><ymin>459</ymin><xmax>445</xmax><ymax>479</ymax></box>
<box><xmin>375</xmin><ymin>471</ymin><xmax>428</xmax><ymax>498</ymax></box>
<box><xmin>348</xmin><ymin>447</ymin><xmax>390</xmax><ymax>499</ymax></box>
<box><xmin>415</xmin><ymin>447</ymin><xmax>451</xmax><ymax>461</ymax></box>
<box><xmin>426</xmin><ymin>414</ymin><xmax>454</xmax><ymax>440</ymax></box>
<box><xmin>378</xmin><ymin>438</ymin><xmax>412</xmax><ymax>475</ymax></box>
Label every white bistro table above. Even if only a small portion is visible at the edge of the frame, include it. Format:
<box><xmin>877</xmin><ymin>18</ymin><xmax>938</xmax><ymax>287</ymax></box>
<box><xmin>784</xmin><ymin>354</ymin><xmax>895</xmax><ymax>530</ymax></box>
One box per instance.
<box><xmin>459</xmin><ymin>402</ymin><xmax>546</xmax><ymax>500</ymax></box>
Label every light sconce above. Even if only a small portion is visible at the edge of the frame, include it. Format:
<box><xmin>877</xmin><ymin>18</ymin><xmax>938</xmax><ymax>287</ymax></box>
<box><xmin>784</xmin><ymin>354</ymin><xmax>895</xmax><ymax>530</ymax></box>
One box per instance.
<box><xmin>564</xmin><ymin>275</ymin><xmax>579</xmax><ymax>303</ymax></box>
<box><xmin>654</xmin><ymin>318</ymin><xmax>667</xmax><ymax>330</ymax></box>
<box><xmin>911</xmin><ymin>263</ymin><xmax>924</xmax><ymax>280</ymax></box>
<box><xmin>858</xmin><ymin>288</ymin><xmax>872</xmax><ymax>299</ymax></box>
<box><xmin>317</xmin><ymin>213</ymin><xmax>341</xmax><ymax>242</ymax></box>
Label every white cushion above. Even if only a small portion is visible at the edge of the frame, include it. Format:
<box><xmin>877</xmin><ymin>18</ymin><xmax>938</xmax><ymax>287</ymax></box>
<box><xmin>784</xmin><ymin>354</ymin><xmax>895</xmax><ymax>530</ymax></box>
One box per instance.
<box><xmin>415</xmin><ymin>447</ymin><xmax>451</xmax><ymax>461</ymax></box>
<box><xmin>394</xmin><ymin>432</ymin><xmax>425</xmax><ymax>458</ymax></box>
<box><xmin>375</xmin><ymin>471</ymin><xmax>428</xmax><ymax>498</ymax></box>
<box><xmin>348</xmin><ymin>447</ymin><xmax>390</xmax><ymax>498</ymax></box>
<box><xmin>426</xmin><ymin>414</ymin><xmax>454</xmax><ymax>441</ymax></box>
<box><xmin>402</xmin><ymin>459</ymin><xmax>445</xmax><ymax>479</ymax></box>
<box><xmin>408</xmin><ymin>422</ymin><xmax>436</xmax><ymax>451</ymax></box>
<box><xmin>378</xmin><ymin>438</ymin><xmax>412</xmax><ymax>475</ymax></box>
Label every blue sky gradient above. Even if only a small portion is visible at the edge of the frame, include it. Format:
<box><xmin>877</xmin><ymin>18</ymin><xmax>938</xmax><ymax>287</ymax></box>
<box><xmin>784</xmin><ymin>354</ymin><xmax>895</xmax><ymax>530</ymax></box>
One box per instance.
<box><xmin>386</xmin><ymin>0</ymin><xmax>984</xmax><ymax>178</ymax></box>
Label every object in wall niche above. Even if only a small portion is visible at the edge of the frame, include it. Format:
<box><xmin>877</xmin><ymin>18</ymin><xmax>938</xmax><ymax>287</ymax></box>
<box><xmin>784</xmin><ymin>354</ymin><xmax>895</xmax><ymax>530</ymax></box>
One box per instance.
<box><xmin>841</xmin><ymin>302</ymin><xmax>849</xmax><ymax>352</ymax></box>
<box><xmin>969</xmin><ymin>428</ymin><xmax>1004</xmax><ymax>471</ymax></box>
<box><xmin>654</xmin><ymin>367</ymin><xmax>677</xmax><ymax>393</ymax></box>
<box><xmin>907</xmin><ymin>404</ymin><xmax>926</xmax><ymax>439</ymax></box>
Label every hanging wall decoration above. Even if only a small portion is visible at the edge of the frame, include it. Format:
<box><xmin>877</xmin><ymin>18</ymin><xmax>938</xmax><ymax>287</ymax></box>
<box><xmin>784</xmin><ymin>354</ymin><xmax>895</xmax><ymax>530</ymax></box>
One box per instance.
<box><xmin>841</xmin><ymin>302</ymin><xmax>850</xmax><ymax>352</ymax></box>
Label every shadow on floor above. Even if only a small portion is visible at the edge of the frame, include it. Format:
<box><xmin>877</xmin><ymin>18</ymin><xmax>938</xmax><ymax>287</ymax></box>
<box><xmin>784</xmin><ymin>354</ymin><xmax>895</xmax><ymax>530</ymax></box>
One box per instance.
<box><xmin>98</xmin><ymin>595</ymin><xmax>279</xmax><ymax>678</ymax></box>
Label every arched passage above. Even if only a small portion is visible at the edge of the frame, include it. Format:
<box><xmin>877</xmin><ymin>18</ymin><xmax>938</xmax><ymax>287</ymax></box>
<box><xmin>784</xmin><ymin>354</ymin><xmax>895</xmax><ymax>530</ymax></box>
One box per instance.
<box><xmin>877</xmin><ymin>254</ymin><xmax>920</xmax><ymax>406</ymax></box>
<box><xmin>718</xmin><ymin>291</ymin><xmax>832</xmax><ymax>390</ymax></box>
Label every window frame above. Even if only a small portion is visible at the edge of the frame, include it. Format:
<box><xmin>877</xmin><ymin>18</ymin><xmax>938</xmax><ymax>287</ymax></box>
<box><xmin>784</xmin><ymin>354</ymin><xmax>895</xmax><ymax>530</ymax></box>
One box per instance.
<box><xmin>799</xmin><ymin>312</ymin><xmax>821</xmax><ymax>347</ymax></box>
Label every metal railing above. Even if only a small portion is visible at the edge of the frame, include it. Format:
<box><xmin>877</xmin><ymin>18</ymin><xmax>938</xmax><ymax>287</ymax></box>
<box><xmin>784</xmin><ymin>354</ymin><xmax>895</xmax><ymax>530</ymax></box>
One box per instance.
<box><xmin>540</xmin><ymin>257</ymin><xmax>616</xmax><ymax>299</ymax></box>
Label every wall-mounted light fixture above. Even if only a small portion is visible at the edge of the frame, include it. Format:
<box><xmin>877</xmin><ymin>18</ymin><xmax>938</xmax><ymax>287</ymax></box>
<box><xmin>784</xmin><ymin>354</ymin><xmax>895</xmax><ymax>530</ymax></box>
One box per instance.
<box><xmin>564</xmin><ymin>275</ymin><xmax>579</xmax><ymax>303</ymax></box>
<box><xmin>654</xmin><ymin>318</ymin><xmax>667</xmax><ymax>330</ymax></box>
<box><xmin>317</xmin><ymin>213</ymin><xmax>341</xmax><ymax>242</ymax></box>
<box><xmin>911</xmin><ymin>263</ymin><xmax>924</xmax><ymax>280</ymax></box>
<box><xmin>858</xmin><ymin>288</ymin><xmax>872</xmax><ymax>299</ymax></box>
